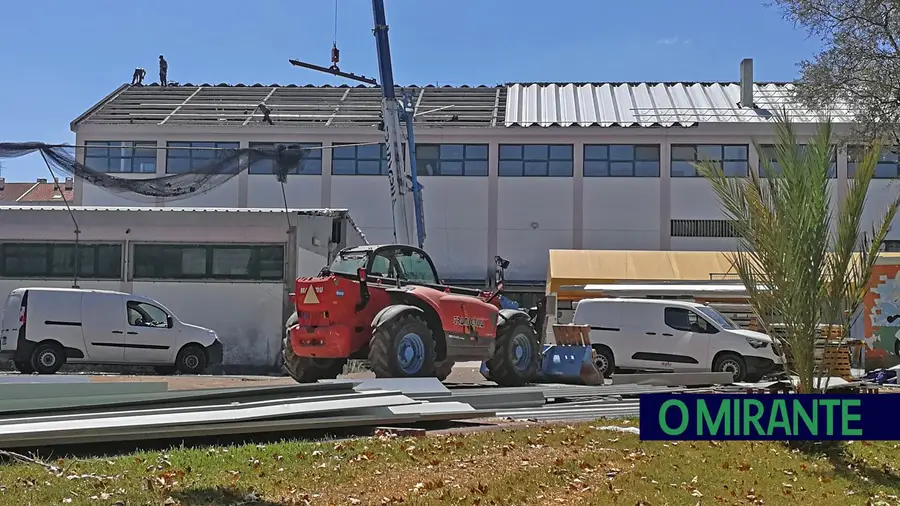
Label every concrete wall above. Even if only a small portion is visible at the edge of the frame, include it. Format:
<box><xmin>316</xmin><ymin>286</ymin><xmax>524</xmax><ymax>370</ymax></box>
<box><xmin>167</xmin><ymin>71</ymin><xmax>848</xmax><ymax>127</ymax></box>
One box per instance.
<box><xmin>73</xmin><ymin>122</ymin><xmax>899</xmax><ymax>283</ymax></box>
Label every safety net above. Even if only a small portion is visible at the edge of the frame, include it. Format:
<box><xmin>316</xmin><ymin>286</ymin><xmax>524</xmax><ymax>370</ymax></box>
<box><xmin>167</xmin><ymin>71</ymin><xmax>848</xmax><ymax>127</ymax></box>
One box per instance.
<box><xmin>0</xmin><ymin>142</ymin><xmax>312</xmax><ymax>202</ymax></box>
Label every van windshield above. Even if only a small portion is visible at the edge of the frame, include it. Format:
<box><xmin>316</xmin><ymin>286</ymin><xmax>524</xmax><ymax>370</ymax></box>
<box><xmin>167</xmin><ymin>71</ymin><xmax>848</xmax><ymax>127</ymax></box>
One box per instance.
<box><xmin>696</xmin><ymin>306</ymin><xmax>739</xmax><ymax>330</ymax></box>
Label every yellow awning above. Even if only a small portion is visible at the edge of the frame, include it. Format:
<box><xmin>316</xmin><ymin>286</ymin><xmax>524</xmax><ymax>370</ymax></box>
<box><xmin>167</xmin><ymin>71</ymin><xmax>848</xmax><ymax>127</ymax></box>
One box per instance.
<box><xmin>546</xmin><ymin>249</ymin><xmax>900</xmax><ymax>300</ymax></box>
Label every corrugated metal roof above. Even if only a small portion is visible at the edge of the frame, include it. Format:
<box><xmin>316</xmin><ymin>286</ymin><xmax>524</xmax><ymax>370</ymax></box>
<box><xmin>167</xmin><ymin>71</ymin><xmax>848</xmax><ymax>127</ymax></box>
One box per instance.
<box><xmin>0</xmin><ymin>205</ymin><xmax>369</xmax><ymax>245</ymax></box>
<box><xmin>71</xmin><ymin>83</ymin><xmax>505</xmax><ymax>130</ymax></box>
<box><xmin>0</xmin><ymin>205</ymin><xmax>348</xmax><ymax>214</ymax></box>
<box><xmin>504</xmin><ymin>83</ymin><xmax>855</xmax><ymax>128</ymax></box>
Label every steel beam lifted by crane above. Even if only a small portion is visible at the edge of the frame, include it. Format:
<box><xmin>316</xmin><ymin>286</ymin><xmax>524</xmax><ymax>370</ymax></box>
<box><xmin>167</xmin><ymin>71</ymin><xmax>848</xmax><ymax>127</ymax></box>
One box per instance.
<box><xmin>288</xmin><ymin>0</ymin><xmax>425</xmax><ymax>249</ymax></box>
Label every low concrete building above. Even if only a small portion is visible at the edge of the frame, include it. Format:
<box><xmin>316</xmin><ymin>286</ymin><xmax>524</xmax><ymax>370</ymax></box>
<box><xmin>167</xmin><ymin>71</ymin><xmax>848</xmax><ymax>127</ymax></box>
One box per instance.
<box><xmin>0</xmin><ymin>205</ymin><xmax>366</xmax><ymax>371</ymax></box>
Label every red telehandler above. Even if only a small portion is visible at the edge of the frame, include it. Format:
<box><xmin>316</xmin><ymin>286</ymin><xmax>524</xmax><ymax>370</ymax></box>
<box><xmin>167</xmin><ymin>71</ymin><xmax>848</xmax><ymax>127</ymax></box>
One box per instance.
<box><xmin>282</xmin><ymin>244</ymin><xmax>541</xmax><ymax>387</ymax></box>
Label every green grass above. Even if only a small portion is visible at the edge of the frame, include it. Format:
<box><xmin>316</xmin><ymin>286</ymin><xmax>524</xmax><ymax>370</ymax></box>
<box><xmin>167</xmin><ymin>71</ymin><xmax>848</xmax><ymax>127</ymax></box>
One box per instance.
<box><xmin>1</xmin><ymin>420</ymin><xmax>900</xmax><ymax>505</ymax></box>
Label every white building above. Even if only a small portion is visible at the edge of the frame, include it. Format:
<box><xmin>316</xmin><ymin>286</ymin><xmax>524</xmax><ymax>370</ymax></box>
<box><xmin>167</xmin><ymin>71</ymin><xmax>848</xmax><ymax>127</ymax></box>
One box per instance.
<box><xmin>0</xmin><ymin>206</ymin><xmax>365</xmax><ymax>370</ymax></box>
<box><xmin>68</xmin><ymin>60</ymin><xmax>899</xmax><ymax>305</ymax></box>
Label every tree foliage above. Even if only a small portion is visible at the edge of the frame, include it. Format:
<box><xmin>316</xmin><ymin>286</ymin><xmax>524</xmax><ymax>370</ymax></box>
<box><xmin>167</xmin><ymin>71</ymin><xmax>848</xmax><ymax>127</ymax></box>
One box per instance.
<box><xmin>775</xmin><ymin>0</ymin><xmax>900</xmax><ymax>142</ymax></box>
<box><xmin>695</xmin><ymin>112</ymin><xmax>900</xmax><ymax>393</ymax></box>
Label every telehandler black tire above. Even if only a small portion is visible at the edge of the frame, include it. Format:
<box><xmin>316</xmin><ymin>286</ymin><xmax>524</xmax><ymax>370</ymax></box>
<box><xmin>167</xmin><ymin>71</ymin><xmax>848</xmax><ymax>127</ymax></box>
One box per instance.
<box><xmin>368</xmin><ymin>313</ymin><xmax>436</xmax><ymax>378</ymax></box>
<box><xmin>486</xmin><ymin>321</ymin><xmax>540</xmax><ymax>387</ymax></box>
<box><xmin>282</xmin><ymin>312</ymin><xmax>347</xmax><ymax>383</ymax></box>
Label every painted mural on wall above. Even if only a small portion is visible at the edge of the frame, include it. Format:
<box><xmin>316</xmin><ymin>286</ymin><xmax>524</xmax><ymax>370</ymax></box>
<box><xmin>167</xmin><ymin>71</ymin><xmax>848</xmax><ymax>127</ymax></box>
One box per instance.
<box><xmin>864</xmin><ymin>264</ymin><xmax>900</xmax><ymax>359</ymax></box>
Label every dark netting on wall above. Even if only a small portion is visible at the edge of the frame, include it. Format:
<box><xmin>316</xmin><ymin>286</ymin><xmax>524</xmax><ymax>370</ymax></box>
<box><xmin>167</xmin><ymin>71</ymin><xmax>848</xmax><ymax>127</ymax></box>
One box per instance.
<box><xmin>0</xmin><ymin>142</ymin><xmax>311</xmax><ymax>202</ymax></box>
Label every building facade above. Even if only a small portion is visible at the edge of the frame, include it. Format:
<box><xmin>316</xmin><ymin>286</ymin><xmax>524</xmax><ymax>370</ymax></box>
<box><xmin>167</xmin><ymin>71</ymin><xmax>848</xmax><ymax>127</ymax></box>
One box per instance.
<box><xmin>69</xmin><ymin>66</ymin><xmax>896</xmax><ymax>300</ymax></box>
<box><xmin>0</xmin><ymin>206</ymin><xmax>365</xmax><ymax>369</ymax></box>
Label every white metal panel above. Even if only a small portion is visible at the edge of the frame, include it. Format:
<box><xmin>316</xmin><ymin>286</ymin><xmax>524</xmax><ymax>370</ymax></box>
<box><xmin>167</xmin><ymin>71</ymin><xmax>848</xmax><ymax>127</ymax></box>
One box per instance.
<box><xmin>505</xmin><ymin>83</ymin><xmax>854</xmax><ymax>128</ymax></box>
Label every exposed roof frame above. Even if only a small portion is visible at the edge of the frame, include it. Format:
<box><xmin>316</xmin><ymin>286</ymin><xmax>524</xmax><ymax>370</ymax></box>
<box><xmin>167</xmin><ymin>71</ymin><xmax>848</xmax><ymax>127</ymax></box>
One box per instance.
<box><xmin>325</xmin><ymin>89</ymin><xmax>352</xmax><ymax>127</ymax></box>
<box><xmin>159</xmin><ymin>87</ymin><xmax>204</xmax><ymax>126</ymax></box>
<box><xmin>491</xmin><ymin>88</ymin><xmax>501</xmax><ymax>127</ymax></box>
<box><xmin>241</xmin><ymin>87</ymin><xmax>278</xmax><ymax>126</ymax></box>
<box><xmin>69</xmin><ymin>84</ymin><xmax>130</xmax><ymax>132</ymax></box>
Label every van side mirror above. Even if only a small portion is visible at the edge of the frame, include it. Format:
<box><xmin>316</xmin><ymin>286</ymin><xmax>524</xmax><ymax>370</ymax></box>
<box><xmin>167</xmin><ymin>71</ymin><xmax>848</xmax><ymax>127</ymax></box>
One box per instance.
<box><xmin>167</xmin><ymin>315</ymin><xmax>174</xmax><ymax>329</ymax></box>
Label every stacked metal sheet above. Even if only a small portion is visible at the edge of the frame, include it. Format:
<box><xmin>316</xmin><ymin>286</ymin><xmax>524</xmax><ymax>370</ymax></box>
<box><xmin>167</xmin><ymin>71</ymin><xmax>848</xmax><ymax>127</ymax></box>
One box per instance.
<box><xmin>0</xmin><ymin>378</ymin><xmax>483</xmax><ymax>449</ymax></box>
<box><xmin>0</xmin><ymin>374</ymin><xmax>739</xmax><ymax>450</ymax></box>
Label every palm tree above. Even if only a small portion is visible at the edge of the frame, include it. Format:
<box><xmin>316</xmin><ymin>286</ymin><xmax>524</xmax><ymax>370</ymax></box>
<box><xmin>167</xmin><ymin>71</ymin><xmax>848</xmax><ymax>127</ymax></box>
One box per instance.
<box><xmin>695</xmin><ymin>111</ymin><xmax>900</xmax><ymax>393</ymax></box>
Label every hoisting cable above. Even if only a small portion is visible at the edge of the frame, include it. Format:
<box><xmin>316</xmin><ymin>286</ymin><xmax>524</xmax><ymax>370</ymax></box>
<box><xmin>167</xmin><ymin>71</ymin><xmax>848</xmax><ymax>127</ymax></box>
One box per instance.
<box><xmin>40</xmin><ymin>151</ymin><xmax>81</xmax><ymax>289</ymax></box>
<box><xmin>330</xmin><ymin>0</ymin><xmax>341</xmax><ymax>71</ymax></box>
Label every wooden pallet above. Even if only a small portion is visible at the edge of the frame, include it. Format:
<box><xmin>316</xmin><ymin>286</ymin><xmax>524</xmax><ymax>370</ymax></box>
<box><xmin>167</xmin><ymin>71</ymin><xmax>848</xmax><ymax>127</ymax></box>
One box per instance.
<box><xmin>551</xmin><ymin>324</ymin><xmax>591</xmax><ymax>346</ymax></box>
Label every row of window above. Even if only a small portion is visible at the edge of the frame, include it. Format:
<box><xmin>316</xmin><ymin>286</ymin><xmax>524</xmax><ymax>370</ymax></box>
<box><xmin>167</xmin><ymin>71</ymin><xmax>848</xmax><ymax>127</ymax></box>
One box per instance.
<box><xmin>0</xmin><ymin>243</ymin><xmax>285</xmax><ymax>281</ymax></box>
<box><xmin>84</xmin><ymin>141</ymin><xmax>900</xmax><ymax>178</ymax></box>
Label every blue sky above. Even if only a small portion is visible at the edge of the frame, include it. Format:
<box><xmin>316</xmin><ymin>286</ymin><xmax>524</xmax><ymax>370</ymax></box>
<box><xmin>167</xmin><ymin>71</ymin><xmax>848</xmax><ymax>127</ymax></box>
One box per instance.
<box><xmin>0</xmin><ymin>0</ymin><xmax>823</xmax><ymax>180</ymax></box>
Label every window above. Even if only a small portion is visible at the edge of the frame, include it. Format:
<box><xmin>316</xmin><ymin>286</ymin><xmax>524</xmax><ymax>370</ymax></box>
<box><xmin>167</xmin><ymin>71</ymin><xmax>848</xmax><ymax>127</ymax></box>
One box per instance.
<box><xmin>166</xmin><ymin>141</ymin><xmax>240</xmax><ymax>174</ymax></box>
<box><xmin>758</xmin><ymin>144</ymin><xmax>837</xmax><ymax>178</ymax></box>
<box><xmin>332</xmin><ymin>143</ymin><xmax>405</xmax><ymax>175</ymax></box>
<box><xmin>248</xmin><ymin>142</ymin><xmax>322</xmax><ymax>175</ymax></box>
<box><xmin>584</xmin><ymin>144</ymin><xmax>660</xmax><ymax>177</ymax></box>
<box><xmin>671</xmin><ymin>144</ymin><xmax>748</xmax><ymax>177</ymax></box>
<box><xmin>84</xmin><ymin>141</ymin><xmax>157</xmax><ymax>174</ymax></box>
<box><xmin>0</xmin><ymin>243</ymin><xmax>122</xmax><ymax>279</ymax></box>
<box><xmin>670</xmin><ymin>220</ymin><xmax>738</xmax><ymax>238</ymax></box>
<box><xmin>414</xmin><ymin>144</ymin><xmax>488</xmax><ymax>176</ymax></box>
<box><xmin>696</xmin><ymin>306</ymin><xmax>737</xmax><ymax>330</ymax></box>
<box><xmin>884</xmin><ymin>240</ymin><xmax>900</xmax><ymax>252</ymax></box>
<box><xmin>664</xmin><ymin>307</ymin><xmax>714</xmax><ymax>333</ymax></box>
<box><xmin>370</xmin><ymin>247</ymin><xmax>438</xmax><ymax>284</ymax></box>
<box><xmin>848</xmin><ymin>146</ymin><xmax>900</xmax><ymax>178</ymax></box>
<box><xmin>127</xmin><ymin>301</ymin><xmax>170</xmax><ymax>328</ymax></box>
<box><xmin>132</xmin><ymin>244</ymin><xmax>284</xmax><ymax>280</ymax></box>
<box><xmin>499</xmin><ymin>144</ymin><xmax>573</xmax><ymax>177</ymax></box>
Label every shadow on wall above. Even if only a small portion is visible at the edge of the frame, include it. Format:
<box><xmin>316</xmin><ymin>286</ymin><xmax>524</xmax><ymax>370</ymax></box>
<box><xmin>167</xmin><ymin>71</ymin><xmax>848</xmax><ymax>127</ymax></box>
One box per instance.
<box><xmin>133</xmin><ymin>281</ymin><xmax>286</xmax><ymax>371</ymax></box>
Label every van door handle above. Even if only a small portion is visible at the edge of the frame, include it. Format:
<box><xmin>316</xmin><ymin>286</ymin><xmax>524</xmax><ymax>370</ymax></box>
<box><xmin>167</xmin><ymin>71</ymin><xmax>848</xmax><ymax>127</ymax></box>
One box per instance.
<box><xmin>111</xmin><ymin>330</ymin><xmax>123</xmax><ymax>334</ymax></box>
<box><xmin>662</xmin><ymin>333</ymin><xmax>673</xmax><ymax>336</ymax></box>
<box><xmin>127</xmin><ymin>331</ymin><xmax>138</xmax><ymax>335</ymax></box>
<box><xmin>646</xmin><ymin>332</ymin><xmax>656</xmax><ymax>335</ymax></box>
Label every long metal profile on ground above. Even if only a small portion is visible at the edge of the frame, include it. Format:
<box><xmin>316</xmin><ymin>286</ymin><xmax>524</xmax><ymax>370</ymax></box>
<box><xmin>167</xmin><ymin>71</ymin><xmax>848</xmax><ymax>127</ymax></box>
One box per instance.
<box><xmin>0</xmin><ymin>373</ymin><xmax>739</xmax><ymax>450</ymax></box>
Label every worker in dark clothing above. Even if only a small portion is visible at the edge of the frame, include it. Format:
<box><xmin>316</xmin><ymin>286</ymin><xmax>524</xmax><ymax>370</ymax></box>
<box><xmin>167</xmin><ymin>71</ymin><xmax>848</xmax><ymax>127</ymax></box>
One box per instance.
<box><xmin>131</xmin><ymin>67</ymin><xmax>146</xmax><ymax>85</ymax></box>
<box><xmin>256</xmin><ymin>102</ymin><xmax>274</xmax><ymax>125</ymax></box>
<box><xmin>159</xmin><ymin>55</ymin><xmax>168</xmax><ymax>87</ymax></box>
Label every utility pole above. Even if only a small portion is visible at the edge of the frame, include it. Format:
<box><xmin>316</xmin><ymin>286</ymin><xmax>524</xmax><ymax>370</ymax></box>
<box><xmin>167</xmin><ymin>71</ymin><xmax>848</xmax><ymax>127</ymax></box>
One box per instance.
<box><xmin>289</xmin><ymin>0</ymin><xmax>425</xmax><ymax>249</ymax></box>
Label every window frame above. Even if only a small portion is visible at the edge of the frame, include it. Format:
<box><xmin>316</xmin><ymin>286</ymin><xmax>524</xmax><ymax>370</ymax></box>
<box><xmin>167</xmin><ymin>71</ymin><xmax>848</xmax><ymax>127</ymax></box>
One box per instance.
<box><xmin>583</xmin><ymin>144</ymin><xmax>661</xmax><ymax>177</ymax></box>
<box><xmin>367</xmin><ymin>245</ymin><xmax>440</xmax><ymax>285</ymax></box>
<box><xmin>165</xmin><ymin>141</ymin><xmax>241</xmax><ymax>174</ymax></box>
<box><xmin>499</xmin><ymin>144</ymin><xmax>574</xmax><ymax>177</ymax></box>
<box><xmin>248</xmin><ymin>142</ymin><xmax>323</xmax><ymax>176</ymax></box>
<box><xmin>671</xmin><ymin>144</ymin><xmax>749</xmax><ymax>178</ymax></box>
<box><xmin>848</xmin><ymin>145</ymin><xmax>900</xmax><ymax>179</ymax></box>
<box><xmin>0</xmin><ymin>242</ymin><xmax>123</xmax><ymax>279</ymax></box>
<box><xmin>414</xmin><ymin>143</ymin><xmax>488</xmax><ymax>176</ymax></box>
<box><xmin>331</xmin><ymin>143</ymin><xmax>406</xmax><ymax>176</ymax></box>
<box><xmin>127</xmin><ymin>300</ymin><xmax>172</xmax><ymax>328</ymax></box>
<box><xmin>84</xmin><ymin>141</ymin><xmax>158</xmax><ymax>174</ymax></box>
<box><xmin>664</xmin><ymin>307</ymin><xmax>717</xmax><ymax>334</ymax></box>
<box><xmin>757</xmin><ymin>144</ymin><xmax>837</xmax><ymax>178</ymax></box>
<box><xmin>131</xmin><ymin>243</ymin><xmax>285</xmax><ymax>281</ymax></box>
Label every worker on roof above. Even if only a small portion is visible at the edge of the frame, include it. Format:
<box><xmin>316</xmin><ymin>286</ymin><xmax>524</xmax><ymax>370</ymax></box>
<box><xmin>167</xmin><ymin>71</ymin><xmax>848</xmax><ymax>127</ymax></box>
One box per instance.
<box><xmin>131</xmin><ymin>67</ymin><xmax>146</xmax><ymax>86</ymax></box>
<box><xmin>256</xmin><ymin>102</ymin><xmax>274</xmax><ymax>125</ymax></box>
<box><xmin>159</xmin><ymin>55</ymin><xmax>168</xmax><ymax>87</ymax></box>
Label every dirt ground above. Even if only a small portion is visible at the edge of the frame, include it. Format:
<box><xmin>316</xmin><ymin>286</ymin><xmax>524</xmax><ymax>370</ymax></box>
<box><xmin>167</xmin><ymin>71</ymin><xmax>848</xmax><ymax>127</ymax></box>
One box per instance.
<box><xmin>86</xmin><ymin>362</ymin><xmax>488</xmax><ymax>390</ymax></box>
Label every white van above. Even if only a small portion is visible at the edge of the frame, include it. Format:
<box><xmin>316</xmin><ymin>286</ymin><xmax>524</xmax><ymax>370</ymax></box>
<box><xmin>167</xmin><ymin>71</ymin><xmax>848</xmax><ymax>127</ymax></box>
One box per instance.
<box><xmin>572</xmin><ymin>298</ymin><xmax>785</xmax><ymax>382</ymax></box>
<box><xmin>0</xmin><ymin>288</ymin><xmax>223</xmax><ymax>375</ymax></box>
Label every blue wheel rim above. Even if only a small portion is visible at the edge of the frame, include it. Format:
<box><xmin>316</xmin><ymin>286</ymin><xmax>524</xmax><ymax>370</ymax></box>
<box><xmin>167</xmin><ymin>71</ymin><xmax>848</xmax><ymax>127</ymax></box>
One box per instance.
<box><xmin>511</xmin><ymin>332</ymin><xmax>533</xmax><ymax>371</ymax></box>
<box><xmin>397</xmin><ymin>332</ymin><xmax>426</xmax><ymax>374</ymax></box>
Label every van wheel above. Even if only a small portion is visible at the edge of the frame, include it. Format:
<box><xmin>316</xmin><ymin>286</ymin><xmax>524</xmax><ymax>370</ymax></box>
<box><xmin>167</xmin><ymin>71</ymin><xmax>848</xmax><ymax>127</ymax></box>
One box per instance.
<box><xmin>176</xmin><ymin>345</ymin><xmax>207</xmax><ymax>374</ymax></box>
<box><xmin>592</xmin><ymin>345</ymin><xmax>615</xmax><ymax>379</ymax></box>
<box><xmin>13</xmin><ymin>361</ymin><xmax>34</xmax><ymax>374</ymax></box>
<box><xmin>713</xmin><ymin>353</ymin><xmax>747</xmax><ymax>382</ymax></box>
<box><xmin>31</xmin><ymin>342</ymin><xmax>65</xmax><ymax>374</ymax></box>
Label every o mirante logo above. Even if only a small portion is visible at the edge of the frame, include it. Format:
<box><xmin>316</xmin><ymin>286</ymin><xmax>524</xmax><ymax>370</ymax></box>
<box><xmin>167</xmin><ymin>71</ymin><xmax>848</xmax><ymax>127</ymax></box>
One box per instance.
<box><xmin>639</xmin><ymin>394</ymin><xmax>878</xmax><ymax>441</ymax></box>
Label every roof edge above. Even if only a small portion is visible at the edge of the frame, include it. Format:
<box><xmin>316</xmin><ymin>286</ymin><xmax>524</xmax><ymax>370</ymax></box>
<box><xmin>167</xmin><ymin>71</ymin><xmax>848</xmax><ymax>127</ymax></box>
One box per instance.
<box><xmin>70</xmin><ymin>84</ymin><xmax>131</xmax><ymax>132</ymax></box>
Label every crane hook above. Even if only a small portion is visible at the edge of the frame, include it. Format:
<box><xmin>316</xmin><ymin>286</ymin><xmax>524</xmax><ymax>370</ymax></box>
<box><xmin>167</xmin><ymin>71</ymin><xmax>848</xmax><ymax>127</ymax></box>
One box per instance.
<box><xmin>330</xmin><ymin>43</ymin><xmax>340</xmax><ymax>72</ymax></box>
